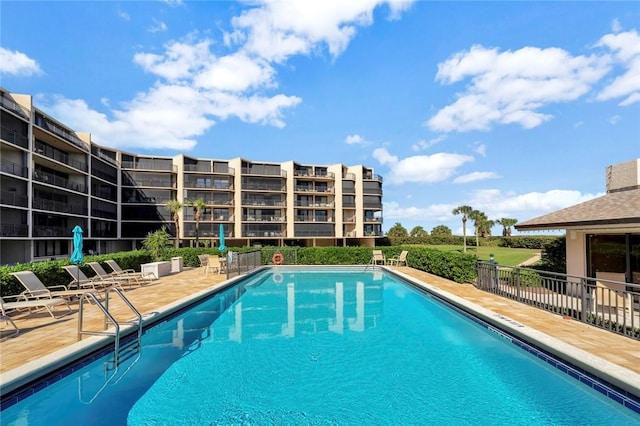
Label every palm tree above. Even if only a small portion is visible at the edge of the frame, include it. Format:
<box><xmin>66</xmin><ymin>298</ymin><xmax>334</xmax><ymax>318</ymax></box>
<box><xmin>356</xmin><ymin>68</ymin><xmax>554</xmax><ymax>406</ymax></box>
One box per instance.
<box><xmin>452</xmin><ymin>205</ymin><xmax>473</xmax><ymax>252</ymax></box>
<box><xmin>187</xmin><ymin>198</ymin><xmax>207</xmax><ymax>247</ymax></box>
<box><xmin>410</xmin><ymin>226</ymin><xmax>428</xmax><ymax>238</ymax></box>
<box><xmin>165</xmin><ymin>199</ymin><xmax>183</xmax><ymax>248</ymax></box>
<box><xmin>478</xmin><ymin>218</ymin><xmax>495</xmax><ymax>237</ymax></box>
<box><xmin>469</xmin><ymin>210</ymin><xmax>486</xmax><ymax>249</ymax></box>
<box><xmin>496</xmin><ymin>218</ymin><xmax>518</xmax><ymax>236</ymax></box>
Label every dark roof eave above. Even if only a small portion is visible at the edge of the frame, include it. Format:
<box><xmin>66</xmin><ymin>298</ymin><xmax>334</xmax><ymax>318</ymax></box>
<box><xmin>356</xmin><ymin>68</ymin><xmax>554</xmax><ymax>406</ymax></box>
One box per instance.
<box><xmin>515</xmin><ymin>217</ymin><xmax>640</xmax><ymax>231</ymax></box>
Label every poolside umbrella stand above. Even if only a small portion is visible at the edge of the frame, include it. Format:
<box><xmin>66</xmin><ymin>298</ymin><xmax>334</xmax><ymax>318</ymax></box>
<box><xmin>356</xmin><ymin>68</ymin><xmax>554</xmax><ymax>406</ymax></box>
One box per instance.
<box><xmin>70</xmin><ymin>225</ymin><xmax>84</xmax><ymax>286</ymax></box>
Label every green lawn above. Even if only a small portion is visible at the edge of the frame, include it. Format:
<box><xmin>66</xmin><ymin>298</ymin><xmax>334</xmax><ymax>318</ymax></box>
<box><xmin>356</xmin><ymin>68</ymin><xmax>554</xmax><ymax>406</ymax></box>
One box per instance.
<box><xmin>424</xmin><ymin>245</ymin><xmax>541</xmax><ymax>267</ymax></box>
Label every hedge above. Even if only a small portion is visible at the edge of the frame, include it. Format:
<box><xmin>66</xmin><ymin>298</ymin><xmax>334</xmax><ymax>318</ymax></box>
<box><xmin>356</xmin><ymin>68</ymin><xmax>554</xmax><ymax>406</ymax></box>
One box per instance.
<box><xmin>1</xmin><ymin>245</ymin><xmax>478</xmax><ymax>297</ymax></box>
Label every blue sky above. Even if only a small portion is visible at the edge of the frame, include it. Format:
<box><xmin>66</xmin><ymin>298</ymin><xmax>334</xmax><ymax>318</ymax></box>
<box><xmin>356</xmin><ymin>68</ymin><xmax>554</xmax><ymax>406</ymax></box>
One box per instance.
<box><xmin>2</xmin><ymin>1</ymin><xmax>639</xmax><ymax>236</ymax></box>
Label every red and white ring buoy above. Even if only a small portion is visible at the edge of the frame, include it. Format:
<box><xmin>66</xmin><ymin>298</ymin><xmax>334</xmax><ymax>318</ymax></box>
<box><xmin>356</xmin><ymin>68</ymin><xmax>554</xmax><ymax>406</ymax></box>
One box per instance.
<box><xmin>272</xmin><ymin>252</ymin><xmax>284</xmax><ymax>265</ymax></box>
<box><xmin>273</xmin><ymin>273</ymin><xmax>283</xmax><ymax>284</ymax></box>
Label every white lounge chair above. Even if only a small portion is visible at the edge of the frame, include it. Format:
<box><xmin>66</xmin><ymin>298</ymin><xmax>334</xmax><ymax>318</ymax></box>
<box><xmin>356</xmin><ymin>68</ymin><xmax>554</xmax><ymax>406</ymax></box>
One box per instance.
<box><xmin>104</xmin><ymin>259</ymin><xmax>155</xmax><ymax>283</ymax></box>
<box><xmin>388</xmin><ymin>250</ymin><xmax>409</xmax><ymax>267</ymax></box>
<box><xmin>371</xmin><ymin>250</ymin><xmax>386</xmax><ymax>265</ymax></box>
<box><xmin>205</xmin><ymin>256</ymin><xmax>222</xmax><ymax>276</ymax></box>
<box><xmin>63</xmin><ymin>265</ymin><xmax>123</xmax><ymax>291</ymax></box>
<box><xmin>11</xmin><ymin>271</ymin><xmax>99</xmax><ymax>302</ymax></box>
<box><xmin>87</xmin><ymin>261</ymin><xmax>143</xmax><ymax>288</ymax></box>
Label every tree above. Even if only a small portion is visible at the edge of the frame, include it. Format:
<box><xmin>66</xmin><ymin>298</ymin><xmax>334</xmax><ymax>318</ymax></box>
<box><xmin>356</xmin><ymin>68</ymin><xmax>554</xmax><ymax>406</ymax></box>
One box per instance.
<box><xmin>387</xmin><ymin>222</ymin><xmax>408</xmax><ymax>238</ymax></box>
<box><xmin>431</xmin><ymin>224</ymin><xmax>452</xmax><ymax>237</ymax></box>
<box><xmin>469</xmin><ymin>210</ymin><xmax>487</xmax><ymax>248</ymax></box>
<box><xmin>496</xmin><ymin>218</ymin><xmax>518</xmax><ymax>237</ymax></box>
<box><xmin>478</xmin><ymin>218</ymin><xmax>495</xmax><ymax>237</ymax></box>
<box><xmin>452</xmin><ymin>205</ymin><xmax>473</xmax><ymax>252</ymax></box>
<box><xmin>142</xmin><ymin>227</ymin><xmax>171</xmax><ymax>261</ymax></box>
<box><xmin>187</xmin><ymin>198</ymin><xmax>207</xmax><ymax>247</ymax></box>
<box><xmin>410</xmin><ymin>226</ymin><xmax>428</xmax><ymax>238</ymax></box>
<box><xmin>165</xmin><ymin>199</ymin><xmax>183</xmax><ymax>248</ymax></box>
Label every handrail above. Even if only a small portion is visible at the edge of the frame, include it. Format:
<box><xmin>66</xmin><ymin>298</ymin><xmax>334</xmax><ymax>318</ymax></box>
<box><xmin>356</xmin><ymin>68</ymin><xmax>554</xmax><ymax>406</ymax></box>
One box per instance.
<box><xmin>105</xmin><ymin>287</ymin><xmax>143</xmax><ymax>345</ymax></box>
<box><xmin>77</xmin><ymin>293</ymin><xmax>121</xmax><ymax>361</ymax></box>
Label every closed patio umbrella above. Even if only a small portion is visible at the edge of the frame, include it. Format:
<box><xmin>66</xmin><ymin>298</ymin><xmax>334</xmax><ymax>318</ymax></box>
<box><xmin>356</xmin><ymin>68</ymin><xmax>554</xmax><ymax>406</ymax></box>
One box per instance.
<box><xmin>219</xmin><ymin>224</ymin><xmax>226</xmax><ymax>253</ymax></box>
<box><xmin>70</xmin><ymin>225</ymin><xmax>84</xmax><ymax>285</ymax></box>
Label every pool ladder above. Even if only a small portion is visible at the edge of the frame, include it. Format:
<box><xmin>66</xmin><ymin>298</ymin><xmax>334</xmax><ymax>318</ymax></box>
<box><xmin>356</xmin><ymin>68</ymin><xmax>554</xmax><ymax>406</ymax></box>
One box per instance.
<box><xmin>77</xmin><ymin>287</ymin><xmax>142</xmax><ymax>366</ymax></box>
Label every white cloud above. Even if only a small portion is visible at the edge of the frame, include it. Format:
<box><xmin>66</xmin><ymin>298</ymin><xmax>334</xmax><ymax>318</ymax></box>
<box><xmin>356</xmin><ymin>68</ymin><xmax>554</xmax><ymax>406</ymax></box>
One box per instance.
<box><xmin>573</xmin><ymin>121</ymin><xmax>584</xmax><ymax>128</ymax></box>
<box><xmin>611</xmin><ymin>19</ymin><xmax>623</xmax><ymax>34</ymax></box>
<box><xmin>161</xmin><ymin>0</ymin><xmax>183</xmax><ymax>6</ymax></box>
<box><xmin>473</xmin><ymin>142</ymin><xmax>486</xmax><ymax>157</ymax></box>
<box><xmin>0</xmin><ymin>47</ymin><xmax>42</xmax><ymax>76</ymax></box>
<box><xmin>411</xmin><ymin>134</ymin><xmax>447</xmax><ymax>151</ymax></box>
<box><xmin>453</xmin><ymin>171</ymin><xmax>499</xmax><ymax>184</ymax></box>
<box><xmin>345</xmin><ymin>134</ymin><xmax>370</xmax><ymax>145</ymax></box>
<box><xmin>228</xmin><ymin>0</ymin><xmax>415</xmax><ymax>62</ymax></box>
<box><xmin>148</xmin><ymin>18</ymin><xmax>168</xmax><ymax>33</ymax></box>
<box><xmin>384</xmin><ymin>188</ymin><xmax>602</xmax><ymax>235</ymax></box>
<box><xmin>608</xmin><ymin>114</ymin><xmax>621</xmax><ymax>125</ymax></box>
<box><xmin>427</xmin><ymin>44</ymin><xmax>611</xmax><ymax>132</ymax></box>
<box><xmin>117</xmin><ymin>8</ymin><xmax>130</xmax><ymax>21</ymax></box>
<box><xmin>41</xmin><ymin>1</ymin><xmax>413</xmax><ymax>152</ymax></box>
<box><xmin>595</xmin><ymin>30</ymin><xmax>640</xmax><ymax>106</ymax></box>
<box><xmin>373</xmin><ymin>148</ymin><xmax>474</xmax><ymax>184</ymax></box>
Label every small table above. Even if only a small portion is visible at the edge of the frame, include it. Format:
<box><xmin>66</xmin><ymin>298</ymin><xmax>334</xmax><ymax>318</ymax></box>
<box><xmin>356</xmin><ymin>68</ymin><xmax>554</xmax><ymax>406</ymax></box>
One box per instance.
<box><xmin>141</xmin><ymin>261</ymin><xmax>171</xmax><ymax>279</ymax></box>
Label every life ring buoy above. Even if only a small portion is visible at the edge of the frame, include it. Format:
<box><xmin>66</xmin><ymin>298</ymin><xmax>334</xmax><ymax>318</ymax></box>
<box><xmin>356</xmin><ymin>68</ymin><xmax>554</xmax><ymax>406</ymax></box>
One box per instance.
<box><xmin>273</xmin><ymin>273</ymin><xmax>283</xmax><ymax>284</ymax></box>
<box><xmin>272</xmin><ymin>252</ymin><xmax>284</xmax><ymax>265</ymax></box>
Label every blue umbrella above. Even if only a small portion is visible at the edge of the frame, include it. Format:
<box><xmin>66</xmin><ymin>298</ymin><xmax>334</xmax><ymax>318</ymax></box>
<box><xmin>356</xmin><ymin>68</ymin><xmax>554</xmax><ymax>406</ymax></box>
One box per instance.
<box><xmin>219</xmin><ymin>224</ymin><xmax>226</xmax><ymax>253</ymax></box>
<box><xmin>70</xmin><ymin>225</ymin><xmax>84</xmax><ymax>265</ymax></box>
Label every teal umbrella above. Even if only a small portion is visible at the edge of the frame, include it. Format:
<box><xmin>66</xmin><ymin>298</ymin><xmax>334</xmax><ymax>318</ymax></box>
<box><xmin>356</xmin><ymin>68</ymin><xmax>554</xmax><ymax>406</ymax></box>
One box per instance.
<box><xmin>70</xmin><ymin>226</ymin><xmax>84</xmax><ymax>286</ymax></box>
<box><xmin>219</xmin><ymin>224</ymin><xmax>226</xmax><ymax>253</ymax></box>
<box><xmin>70</xmin><ymin>225</ymin><xmax>84</xmax><ymax>265</ymax></box>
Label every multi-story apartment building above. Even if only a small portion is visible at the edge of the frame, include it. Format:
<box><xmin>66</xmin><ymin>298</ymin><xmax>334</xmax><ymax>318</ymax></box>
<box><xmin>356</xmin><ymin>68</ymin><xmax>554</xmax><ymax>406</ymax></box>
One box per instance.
<box><xmin>0</xmin><ymin>89</ymin><xmax>383</xmax><ymax>265</ymax></box>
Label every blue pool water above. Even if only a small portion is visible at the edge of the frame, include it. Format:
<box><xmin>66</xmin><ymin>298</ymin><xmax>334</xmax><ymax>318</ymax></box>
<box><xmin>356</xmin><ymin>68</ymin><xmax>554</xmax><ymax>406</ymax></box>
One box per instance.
<box><xmin>2</xmin><ymin>268</ymin><xmax>639</xmax><ymax>425</ymax></box>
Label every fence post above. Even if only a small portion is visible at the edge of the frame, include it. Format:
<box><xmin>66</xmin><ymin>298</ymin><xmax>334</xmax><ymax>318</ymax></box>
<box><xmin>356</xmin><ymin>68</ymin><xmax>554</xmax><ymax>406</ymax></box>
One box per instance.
<box><xmin>580</xmin><ymin>277</ymin><xmax>590</xmax><ymax>323</ymax></box>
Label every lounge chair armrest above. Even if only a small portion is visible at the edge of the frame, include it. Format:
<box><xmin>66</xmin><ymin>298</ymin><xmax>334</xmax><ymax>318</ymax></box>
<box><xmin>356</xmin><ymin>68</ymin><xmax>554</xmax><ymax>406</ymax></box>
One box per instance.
<box><xmin>48</xmin><ymin>285</ymin><xmax>70</xmax><ymax>292</ymax></box>
<box><xmin>20</xmin><ymin>289</ymin><xmax>53</xmax><ymax>299</ymax></box>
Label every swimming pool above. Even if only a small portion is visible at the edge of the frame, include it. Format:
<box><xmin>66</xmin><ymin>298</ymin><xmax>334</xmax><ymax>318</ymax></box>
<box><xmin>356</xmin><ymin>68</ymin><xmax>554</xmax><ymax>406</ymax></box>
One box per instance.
<box><xmin>2</xmin><ymin>267</ymin><xmax>639</xmax><ymax>425</ymax></box>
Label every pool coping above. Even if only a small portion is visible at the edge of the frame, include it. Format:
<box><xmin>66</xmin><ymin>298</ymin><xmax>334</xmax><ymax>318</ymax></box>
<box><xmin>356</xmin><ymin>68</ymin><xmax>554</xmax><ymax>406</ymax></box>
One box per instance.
<box><xmin>2</xmin><ymin>265</ymin><xmax>640</xmax><ymax>405</ymax></box>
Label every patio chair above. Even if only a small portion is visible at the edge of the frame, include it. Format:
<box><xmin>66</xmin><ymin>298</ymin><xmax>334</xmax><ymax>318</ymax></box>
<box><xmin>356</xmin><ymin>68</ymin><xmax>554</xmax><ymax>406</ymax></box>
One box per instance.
<box><xmin>0</xmin><ymin>294</ymin><xmax>71</xmax><ymax>320</ymax></box>
<box><xmin>197</xmin><ymin>254</ymin><xmax>209</xmax><ymax>274</ymax></box>
<box><xmin>10</xmin><ymin>271</ymin><xmax>99</xmax><ymax>302</ymax></box>
<box><xmin>205</xmin><ymin>256</ymin><xmax>222</xmax><ymax>276</ymax></box>
<box><xmin>87</xmin><ymin>261</ymin><xmax>143</xmax><ymax>288</ymax></box>
<box><xmin>63</xmin><ymin>265</ymin><xmax>124</xmax><ymax>291</ymax></box>
<box><xmin>388</xmin><ymin>250</ymin><xmax>409</xmax><ymax>267</ymax></box>
<box><xmin>371</xmin><ymin>250</ymin><xmax>386</xmax><ymax>265</ymax></box>
<box><xmin>104</xmin><ymin>259</ymin><xmax>155</xmax><ymax>283</ymax></box>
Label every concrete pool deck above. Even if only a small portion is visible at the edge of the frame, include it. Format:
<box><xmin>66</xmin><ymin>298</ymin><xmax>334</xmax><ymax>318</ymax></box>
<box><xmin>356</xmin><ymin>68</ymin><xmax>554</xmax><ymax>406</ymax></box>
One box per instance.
<box><xmin>1</xmin><ymin>266</ymin><xmax>639</xmax><ymax>395</ymax></box>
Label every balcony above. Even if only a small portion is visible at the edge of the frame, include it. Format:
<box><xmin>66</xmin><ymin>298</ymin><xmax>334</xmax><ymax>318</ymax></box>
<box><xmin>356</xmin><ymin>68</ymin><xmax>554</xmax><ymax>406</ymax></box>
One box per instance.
<box><xmin>1</xmin><ymin>158</ymin><xmax>28</xmax><ymax>178</ymax></box>
<box><xmin>122</xmin><ymin>178</ymin><xmax>175</xmax><ymax>188</ymax></box>
<box><xmin>364</xmin><ymin>216</ymin><xmax>383</xmax><ymax>223</ymax></box>
<box><xmin>32</xmin><ymin>225</ymin><xmax>69</xmax><ymax>237</ymax></box>
<box><xmin>294</xmin><ymin>216</ymin><xmax>334</xmax><ymax>222</ymax></box>
<box><xmin>0</xmin><ymin>191</ymin><xmax>28</xmax><ymax>208</ymax></box>
<box><xmin>34</xmin><ymin>141</ymin><xmax>88</xmax><ymax>172</ymax></box>
<box><xmin>294</xmin><ymin>185</ymin><xmax>334</xmax><ymax>193</ymax></box>
<box><xmin>241</xmin><ymin>166</ymin><xmax>285</xmax><ymax>177</ymax></box>
<box><xmin>34</xmin><ymin>115</ymin><xmax>87</xmax><ymax>151</ymax></box>
<box><xmin>294</xmin><ymin>170</ymin><xmax>335</xmax><ymax>179</ymax></box>
<box><xmin>242</xmin><ymin>198</ymin><xmax>285</xmax><ymax>207</ymax></box>
<box><xmin>184</xmin><ymin>179</ymin><xmax>233</xmax><ymax>190</ymax></box>
<box><xmin>0</xmin><ymin>93</ymin><xmax>28</xmax><ymax>118</ymax></box>
<box><xmin>1</xmin><ymin>126</ymin><xmax>29</xmax><ymax>149</ymax></box>
<box><xmin>0</xmin><ymin>223</ymin><xmax>28</xmax><ymax>237</ymax></box>
<box><xmin>243</xmin><ymin>215</ymin><xmax>285</xmax><ymax>222</ymax></box>
<box><xmin>294</xmin><ymin>201</ymin><xmax>334</xmax><ymax>208</ymax></box>
<box><xmin>33</xmin><ymin>170</ymin><xmax>88</xmax><ymax>193</ymax></box>
<box><xmin>364</xmin><ymin>174</ymin><xmax>383</xmax><ymax>183</ymax></box>
<box><xmin>363</xmin><ymin>202</ymin><xmax>382</xmax><ymax>209</ymax></box>
<box><xmin>343</xmin><ymin>215</ymin><xmax>356</xmax><ymax>223</ymax></box>
<box><xmin>121</xmin><ymin>160</ymin><xmax>175</xmax><ymax>172</ymax></box>
<box><xmin>33</xmin><ymin>198</ymin><xmax>88</xmax><ymax>215</ymax></box>
<box><xmin>242</xmin><ymin>183</ymin><xmax>285</xmax><ymax>191</ymax></box>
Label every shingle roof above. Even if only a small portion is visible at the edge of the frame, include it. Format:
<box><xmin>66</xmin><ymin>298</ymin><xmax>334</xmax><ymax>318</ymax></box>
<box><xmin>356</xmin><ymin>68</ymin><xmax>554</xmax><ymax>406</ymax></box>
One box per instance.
<box><xmin>515</xmin><ymin>188</ymin><xmax>640</xmax><ymax>230</ymax></box>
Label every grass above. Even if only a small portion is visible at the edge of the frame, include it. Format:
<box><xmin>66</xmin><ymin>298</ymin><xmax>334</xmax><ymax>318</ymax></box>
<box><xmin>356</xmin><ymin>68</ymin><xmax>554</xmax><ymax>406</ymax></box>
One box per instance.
<box><xmin>424</xmin><ymin>245</ymin><xmax>541</xmax><ymax>267</ymax></box>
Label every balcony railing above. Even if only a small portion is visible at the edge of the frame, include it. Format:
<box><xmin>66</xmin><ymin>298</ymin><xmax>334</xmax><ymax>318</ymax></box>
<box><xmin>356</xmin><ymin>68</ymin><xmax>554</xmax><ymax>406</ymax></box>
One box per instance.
<box><xmin>294</xmin><ymin>230</ymin><xmax>335</xmax><ymax>237</ymax></box>
<box><xmin>1</xmin><ymin>158</ymin><xmax>28</xmax><ymax>178</ymax></box>
<box><xmin>183</xmin><ymin>180</ymin><xmax>233</xmax><ymax>190</ymax></box>
<box><xmin>342</xmin><ymin>172</ymin><xmax>356</xmax><ymax>181</ymax></box>
<box><xmin>242</xmin><ymin>167</ymin><xmax>286</xmax><ymax>177</ymax></box>
<box><xmin>363</xmin><ymin>202</ymin><xmax>382</xmax><ymax>209</ymax></box>
<box><xmin>0</xmin><ymin>191</ymin><xmax>29</xmax><ymax>208</ymax></box>
<box><xmin>242</xmin><ymin>198</ymin><xmax>285</xmax><ymax>207</ymax></box>
<box><xmin>364</xmin><ymin>216</ymin><xmax>383</xmax><ymax>223</ymax></box>
<box><xmin>32</xmin><ymin>198</ymin><xmax>88</xmax><ymax>215</ymax></box>
<box><xmin>294</xmin><ymin>201</ymin><xmax>334</xmax><ymax>208</ymax></box>
<box><xmin>0</xmin><ymin>93</ymin><xmax>28</xmax><ymax>118</ymax></box>
<box><xmin>32</xmin><ymin>225</ymin><xmax>69</xmax><ymax>237</ymax></box>
<box><xmin>121</xmin><ymin>160</ymin><xmax>175</xmax><ymax>172</ymax></box>
<box><xmin>243</xmin><ymin>215</ymin><xmax>285</xmax><ymax>222</ymax></box>
<box><xmin>476</xmin><ymin>262</ymin><xmax>640</xmax><ymax>341</ymax></box>
<box><xmin>1</xmin><ymin>126</ymin><xmax>29</xmax><ymax>149</ymax></box>
<box><xmin>243</xmin><ymin>230</ymin><xmax>286</xmax><ymax>238</ymax></box>
<box><xmin>294</xmin><ymin>170</ymin><xmax>335</xmax><ymax>179</ymax></box>
<box><xmin>34</xmin><ymin>141</ymin><xmax>88</xmax><ymax>172</ymax></box>
<box><xmin>295</xmin><ymin>216</ymin><xmax>334</xmax><ymax>222</ymax></box>
<box><xmin>343</xmin><ymin>215</ymin><xmax>356</xmax><ymax>223</ymax></box>
<box><xmin>122</xmin><ymin>178</ymin><xmax>175</xmax><ymax>188</ymax></box>
<box><xmin>0</xmin><ymin>224</ymin><xmax>28</xmax><ymax>237</ymax></box>
<box><xmin>242</xmin><ymin>183</ymin><xmax>285</xmax><ymax>191</ymax></box>
<box><xmin>294</xmin><ymin>186</ymin><xmax>334</xmax><ymax>193</ymax></box>
<box><xmin>364</xmin><ymin>174</ymin><xmax>383</xmax><ymax>183</ymax></box>
<box><xmin>33</xmin><ymin>170</ymin><xmax>88</xmax><ymax>193</ymax></box>
<box><xmin>34</xmin><ymin>115</ymin><xmax>87</xmax><ymax>151</ymax></box>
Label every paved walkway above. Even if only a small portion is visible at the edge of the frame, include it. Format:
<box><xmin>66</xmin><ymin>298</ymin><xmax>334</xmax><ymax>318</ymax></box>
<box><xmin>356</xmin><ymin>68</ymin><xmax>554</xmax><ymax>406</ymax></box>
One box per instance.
<box><xmin>1</xmin><ymin>266</ymin><xmax>639</xmax><ymax>384</ymax></box>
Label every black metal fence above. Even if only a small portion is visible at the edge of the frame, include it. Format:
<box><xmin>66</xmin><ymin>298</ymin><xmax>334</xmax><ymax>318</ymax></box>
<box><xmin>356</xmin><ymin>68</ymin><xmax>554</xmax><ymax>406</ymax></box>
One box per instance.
<box><xmin>225</xmin><ymin>250</ymin><xmax>262</xmax><ymax>279</ymax></box>
<box><xmin>476</xmin><ymin>261</ymin><xmax>640</xmax><ymax>340</ymax></box>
